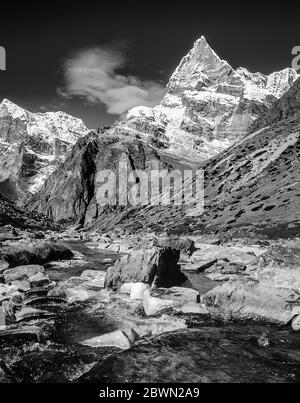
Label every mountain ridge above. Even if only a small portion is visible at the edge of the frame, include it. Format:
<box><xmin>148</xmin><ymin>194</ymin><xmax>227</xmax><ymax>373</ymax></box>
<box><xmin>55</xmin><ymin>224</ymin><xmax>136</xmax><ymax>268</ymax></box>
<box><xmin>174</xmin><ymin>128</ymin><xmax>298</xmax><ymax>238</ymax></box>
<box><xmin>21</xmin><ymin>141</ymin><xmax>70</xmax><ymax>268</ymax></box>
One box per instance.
<box><xmin>0</xmin><ymin>99</ymin><xmax>89</xmax><ymax>200</ymax></box>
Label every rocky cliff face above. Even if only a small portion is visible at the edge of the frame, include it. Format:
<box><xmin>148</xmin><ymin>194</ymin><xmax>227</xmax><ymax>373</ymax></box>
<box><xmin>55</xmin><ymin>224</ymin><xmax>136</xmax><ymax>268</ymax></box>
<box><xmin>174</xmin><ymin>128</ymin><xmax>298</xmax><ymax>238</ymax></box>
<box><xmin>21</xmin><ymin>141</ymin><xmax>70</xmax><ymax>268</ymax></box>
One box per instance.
<box><xmin>109</xmin><ymin>78</ymin><xmax>300</xmax><ymax>237</ymax></box>
<box><xmin>28</xmin><ymin>129</ymin><xmax>184</xmax><ymax>225</ymax></box>
<box><xmin>0</xmin><ymin>99</ymin><xmax>89</xmax><ymax>201</ymax></box>
<box><xmin>251</xmin><ymin>77</ymin><xmax>300</xmax><ymax>130</ymax></box>
<box><xmin>28</xmin><ymin>131</ymin><xmax>100</xmax><ymax>224</ymax></box>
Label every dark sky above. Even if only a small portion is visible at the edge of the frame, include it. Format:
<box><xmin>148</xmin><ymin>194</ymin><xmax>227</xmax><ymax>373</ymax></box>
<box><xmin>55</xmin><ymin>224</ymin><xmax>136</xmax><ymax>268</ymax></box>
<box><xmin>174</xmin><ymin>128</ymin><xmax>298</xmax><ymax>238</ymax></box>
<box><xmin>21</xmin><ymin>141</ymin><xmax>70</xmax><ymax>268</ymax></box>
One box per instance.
<box><xmin>0</xmin><ymin>1</ymin><xmax>299</xmax><ymax>128</ymax></box>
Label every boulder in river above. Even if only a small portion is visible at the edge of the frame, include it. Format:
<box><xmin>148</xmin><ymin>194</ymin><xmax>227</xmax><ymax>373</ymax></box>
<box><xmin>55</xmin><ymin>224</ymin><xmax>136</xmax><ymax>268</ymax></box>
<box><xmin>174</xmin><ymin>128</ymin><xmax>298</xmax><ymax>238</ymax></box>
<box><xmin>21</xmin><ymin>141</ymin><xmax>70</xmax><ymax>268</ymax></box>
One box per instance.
<box><xmin>81</xmin><ymin>328</ymin><xmax>139</xmax><ymax>350</ymax></box>
<box><xmin>1</xmin><ymin>241</ymin><xmax>73</xmax><ymax>268</ymax></box>
<box><xmin>120</xmin><ymin>283</ymin><xmax>136</xmax><ymax>294</ymax></box>
<box><xmin>292</xmin><ymin>315</ymin><xmax>300</xmax><ymax>332</ymax></box>
<box><xmin>189</xmin><ymin>244</ymin><xmax>260</xmax><ymax>266</ymax></box>
<box><xmin>182</xmin><ymin>259</ymin><xmax>218</xmax><ymax>273</ymax></box>
<box><xmin>3</xmin><ymin>265</ymin><xmax>45</xmax><ymax>284</ymax></box>
<box><xmin>25</xmin><ymin>287</ymin><xmax>49</xmax><ymax>299</ymax></box>
<box><xmin>105</xmin><ymin>248</ymin><xmax>186</xmax><ymax>290</ymax></box>
<box><xmin>205</xmin><ymin>261</ymin><xmax>248</xmax><ymax>282</ymax></box>
<box><xmin>130</xmin><ymin>283</ymin><xmax>150</xmax><ymax>301</ymax></box>
<box><xmin>254</xmin><ymin>266</ymin><xmax>300</xmax><ymax>290</ymax></box>
<box><xmin>23</xmin><ymin>295</ymin><xmax>67</xmax><ymax>308</ymax></box>
<box><xmin>0</xmin><ymin>326</ymin><xmax>44</xmax><ymax>344</ymax></box>
<box><xmin>15</xmin><ymin>307</ymin><xmax>56</xmax><ymax>323</ymax></box>
<box><xmin>153</xmin><ymin>237</ymin><xmax>196</xmax><ymax>256</ymax></box>
<box><xmin>143</xmin><ymin>287</ymin><xmax>208</xmax><ymax>317</ymax></box>
<box><xmin>80</xmin><ymin>270</ymin><xmax>106</xmax><ymax>289</ymax></box>
<box><xmin>0</xmin><ymin>284</ymin><xmax>19</xmax><ymax>303</ymax></box>
<box><xmin>11</xmin><ymin>279</ymin><xmax>31</xmax><ymax>292</ymax></box>
<box><xmin>53</xmin><ymin>277</ymin><xmax>99</xmax><ymax>303</ymax></box>
<box><xmin>28</xmin><ymin>272</ymin><xmax>50</xmax><ymax>288</ymax></box>
<box><xmin>203</xmin><ymin>280</ymin><xmax>300</xmax><ymax>325</ymax></box>
<box><xmin>0</xmin><ymin>260</ymin><xmax>9</xmax><ymax>274</ymax></box>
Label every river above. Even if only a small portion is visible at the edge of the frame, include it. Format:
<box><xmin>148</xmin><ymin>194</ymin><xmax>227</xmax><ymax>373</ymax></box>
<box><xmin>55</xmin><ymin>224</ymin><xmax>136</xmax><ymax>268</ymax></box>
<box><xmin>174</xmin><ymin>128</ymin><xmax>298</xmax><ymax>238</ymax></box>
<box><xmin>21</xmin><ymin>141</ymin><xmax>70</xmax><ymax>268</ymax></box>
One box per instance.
<box><xmin>3</xmin><ymin>241</ymin><xmax>299</xmax><ymax>383</ymax></box>
<box><xmin>64</xmin><ymin>241</ymin><xmax>300</xmax><ymax>383</ymax></box>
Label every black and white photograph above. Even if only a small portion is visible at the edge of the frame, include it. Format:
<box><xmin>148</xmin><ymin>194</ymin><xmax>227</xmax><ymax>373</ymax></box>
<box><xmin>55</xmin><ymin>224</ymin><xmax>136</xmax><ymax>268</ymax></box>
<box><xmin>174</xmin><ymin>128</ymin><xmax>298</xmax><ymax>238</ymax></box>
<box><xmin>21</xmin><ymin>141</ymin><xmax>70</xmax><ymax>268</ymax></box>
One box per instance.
<box><xmin>0</xmin><ymin>0</ymin><xmax>300</xmax><ymax>387</ymax></box>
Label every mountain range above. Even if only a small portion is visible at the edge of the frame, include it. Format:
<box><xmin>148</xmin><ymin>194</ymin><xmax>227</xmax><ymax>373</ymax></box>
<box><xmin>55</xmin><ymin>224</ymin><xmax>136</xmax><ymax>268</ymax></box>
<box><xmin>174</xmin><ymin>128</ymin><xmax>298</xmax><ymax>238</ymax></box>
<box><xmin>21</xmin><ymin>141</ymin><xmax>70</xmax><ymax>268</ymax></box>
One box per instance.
<box><xmin>106</xmin><ymin>37</ymin><xmax>298</xmax><ymax>163</ymax></box>
<box><xmin>1</xmin><ymin>37</ymin><xmax>300</xmax><ymax>237</ymax></box>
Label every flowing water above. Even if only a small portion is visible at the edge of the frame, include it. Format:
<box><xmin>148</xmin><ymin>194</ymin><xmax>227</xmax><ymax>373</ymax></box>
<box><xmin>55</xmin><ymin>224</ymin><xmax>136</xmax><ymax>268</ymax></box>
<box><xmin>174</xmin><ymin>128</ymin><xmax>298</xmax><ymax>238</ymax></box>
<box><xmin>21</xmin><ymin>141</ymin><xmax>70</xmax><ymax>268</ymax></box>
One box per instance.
<box><xmin>80</xmin><ymin>325</ymin><xmax>300</xmax><ymax>383</ymax></box>
<box><xmin>52</xmin><ymin>241</ymin><xmax>121</xmax><ymax>344</ymax></box>
<box><xmin>62</xmin><ymin>240</ymin><xmax>119</xmax><ymax>272</ymax></box>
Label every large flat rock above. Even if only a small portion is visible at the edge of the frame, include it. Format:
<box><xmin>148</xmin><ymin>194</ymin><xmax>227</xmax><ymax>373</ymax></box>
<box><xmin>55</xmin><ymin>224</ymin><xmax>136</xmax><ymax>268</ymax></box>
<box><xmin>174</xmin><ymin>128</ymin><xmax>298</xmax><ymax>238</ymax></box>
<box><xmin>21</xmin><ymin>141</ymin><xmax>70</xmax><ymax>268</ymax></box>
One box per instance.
<box><xmin>105</xmin><ymin>247</ymin><xmax>186</xmax><ymax>290</ymax></box>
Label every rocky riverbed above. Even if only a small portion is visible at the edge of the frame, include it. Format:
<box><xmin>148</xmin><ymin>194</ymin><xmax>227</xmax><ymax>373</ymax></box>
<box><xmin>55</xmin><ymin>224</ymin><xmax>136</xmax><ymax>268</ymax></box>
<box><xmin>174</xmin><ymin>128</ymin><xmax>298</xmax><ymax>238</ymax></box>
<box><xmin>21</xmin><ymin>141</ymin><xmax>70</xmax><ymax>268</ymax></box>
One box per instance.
<box><xmin>0</xmin><ymin>224</ymin><xmax>300</xmax><ymax>383</ymax></box>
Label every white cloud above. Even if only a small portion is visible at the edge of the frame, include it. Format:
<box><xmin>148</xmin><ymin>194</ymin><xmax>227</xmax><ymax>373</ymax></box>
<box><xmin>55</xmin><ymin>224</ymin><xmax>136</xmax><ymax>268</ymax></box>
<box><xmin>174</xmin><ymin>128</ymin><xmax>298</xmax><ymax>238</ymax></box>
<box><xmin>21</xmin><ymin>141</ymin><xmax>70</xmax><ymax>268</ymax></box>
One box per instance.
<box><xmin>59</xmin><ymin>47</ymin><xmax>165</xmax><ymax>114</ymax></box>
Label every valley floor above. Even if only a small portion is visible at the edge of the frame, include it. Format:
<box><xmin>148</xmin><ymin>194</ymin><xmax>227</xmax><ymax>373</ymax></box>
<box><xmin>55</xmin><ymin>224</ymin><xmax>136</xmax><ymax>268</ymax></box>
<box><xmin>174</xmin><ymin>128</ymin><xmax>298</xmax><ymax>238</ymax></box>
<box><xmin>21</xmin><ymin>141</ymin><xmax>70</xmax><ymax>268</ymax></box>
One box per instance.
<box><xmin>0</xmin><ymin>224</ymin><xmax>300</xmax><ymax>383</ymax></box>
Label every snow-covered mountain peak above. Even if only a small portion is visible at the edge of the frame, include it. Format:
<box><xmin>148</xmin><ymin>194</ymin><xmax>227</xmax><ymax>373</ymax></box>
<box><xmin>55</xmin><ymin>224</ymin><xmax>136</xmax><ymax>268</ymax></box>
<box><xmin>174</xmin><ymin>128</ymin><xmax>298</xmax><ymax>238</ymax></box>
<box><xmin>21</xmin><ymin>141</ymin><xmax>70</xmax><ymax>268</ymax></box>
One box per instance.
<box><xmin>166</xmin><ymin>38</ymin><xmax>297</xmax><ymax>103</ymax></box>
<box><xmin>0</xmin><ymin>99</ymin><xmax>90</xmax><ymax>198</ymax></box>
<box><xmin>236</xmin><ymin>67</ymin><xmax>299</xmax><ymax>99</ymax></box>
<box><xmin>0</xmin><ymin>99</ymin><xmax>89</xmax><ymax>144</ymax></box>
<box><xmin>266</xmin><ymin>68</ymin><xmax>299</xmax><ymax>98</ymax></box>
<box><xmin>236</xmin><ymin>68</ymin><xmax>267</xmax><ymax>89</ymax></box>
<box><xmin>0</xmin><ymin>98</ymin><xmax>28</xmax><ymax>119</ymax></box>
<box><xmin>166</xmin><ymin>37</ymin><xmax>238</xmax><ymax>94</ymax></box>
<box><xmin>190</xmin><ymin>36</ymin><xmax>221</xmax><ymax>60</ymax></box>
<box><xmin>110</xmin><ymin>37</ymin><xmax>299</xmax><ymax>164</ymax></box>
